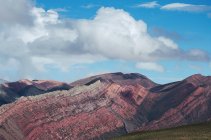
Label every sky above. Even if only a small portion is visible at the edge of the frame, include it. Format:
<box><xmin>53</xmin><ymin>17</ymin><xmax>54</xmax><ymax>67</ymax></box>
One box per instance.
<box><xmin>0</xmin><ymin>0</ymin><xmax>210</xmax><ymax>84</ymax></box>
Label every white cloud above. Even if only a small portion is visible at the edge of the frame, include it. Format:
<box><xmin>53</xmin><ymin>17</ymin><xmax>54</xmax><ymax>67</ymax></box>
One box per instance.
<box><xmin>186</xmin><ymin>49</ymin><xmax>209</xmax><ymax>61</ymax></box>
<box><xmin>136</xmin><ymin>62</ymin><xmax>164</xmax><ymax>72</ymax></box>
<box><xmin>52</xmin><ymin>8</ymin><xmax>68</xmax><ymax>13</ymax></box>
<box><xmin>0</xmin><ymin>0</ymin><xmax>209</xmax><ymax>80</ymax></box>
<box><xmin>161</xmin><ymin>3</ymin><xmax>211</xmax><ymax>12</ymax></box>
<box><xmin>136</xmin><ymin>1</ymin><xmax>160</xmax><ymax>8</ymax></box>
<box><xmin>81</xmin><ymin>4</ymin><xmax>99</xmax><ymax>9</ymax></box>
<box><xmin>72</xmin><ymin>7</ymin><xmax>185</xmax><ymax>61</ymax></box>
<box><xmin>0</xmin><ymin>0</ymin><xmax>33</xmax><ymax>25</ymax></box>
<box><xmin>157</xmin><ymin>37</ymin><xmax>178</xmax><ymax>49</ymax></box>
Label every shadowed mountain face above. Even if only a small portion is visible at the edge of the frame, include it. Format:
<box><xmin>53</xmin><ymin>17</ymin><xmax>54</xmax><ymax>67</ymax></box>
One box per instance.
<box><xmin>0</xmin><ymin>73</ymin><xmax>210</xmax><ymax>140</ymax></box>
<box><xmin>0</xmin><ymin>79</ymin><xmax>72</xmax><ymax>105</ymax></box>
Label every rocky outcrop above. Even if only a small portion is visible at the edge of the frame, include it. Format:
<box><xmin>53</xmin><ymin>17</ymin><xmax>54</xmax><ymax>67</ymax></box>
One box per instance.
<box><xmin>0</xmin><ymin>73</ymin><xmax>210</xmax><ymax>140</ymax></box>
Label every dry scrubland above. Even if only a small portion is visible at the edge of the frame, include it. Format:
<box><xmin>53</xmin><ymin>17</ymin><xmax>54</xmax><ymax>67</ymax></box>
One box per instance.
<box><xmin>113</xmin><ymin>121</ymin><xmax>211</xmax><ymax>140</ymax></box>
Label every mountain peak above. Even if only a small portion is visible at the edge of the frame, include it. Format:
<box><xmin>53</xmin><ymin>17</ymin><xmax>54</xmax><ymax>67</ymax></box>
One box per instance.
<box><xmin>184</xmin><ymin>74</ymin><xmax>207</xmax><ymax>86</ymax></box>
<box><xmin>70</xmin><ymin>72</ymin><xmax>157</xmax><ymax>88</ymax></box>
<box><xmin>188</xmin><ymin>74</ymin><xmax>204</xmax><ymax>79</ymax></box>
<box><xmin>18</xmin><ymin>79</ymin><xmax>33</xmax><ymax>85</ymax></box>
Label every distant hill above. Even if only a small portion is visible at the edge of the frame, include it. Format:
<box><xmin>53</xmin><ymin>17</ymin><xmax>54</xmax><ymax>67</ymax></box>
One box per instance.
<box><xmin>113</xmin><ymin>121</ymin><xmax>211</xmax><ymax>140</ymax></box>
<box><xmin>0</xmin><ymin>79</ymin><xmax>72</xmax><ymax>105</ymax></box>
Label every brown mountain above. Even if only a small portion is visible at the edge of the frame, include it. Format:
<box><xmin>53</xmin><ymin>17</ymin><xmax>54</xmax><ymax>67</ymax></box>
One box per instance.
<box><xmin>70</xmin><ymin>72</ymin><xmax>157</xmax><ymax>88</ymax></box>
<box><xmin>0</xmin><ymin>73</ymin><xmax>210</xmax><ymax>140</ymax></box>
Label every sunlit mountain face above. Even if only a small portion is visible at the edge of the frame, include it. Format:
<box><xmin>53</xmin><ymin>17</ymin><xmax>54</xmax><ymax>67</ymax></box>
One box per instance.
<box><xmin>0</xmin><ymin>73</ymin><xmax>211</xmax><ymax>139</ymax></box>
<box><xmin>0</xmin><ymin>0</ymin><xmax>210</xmax><ymax>140</ymax></box>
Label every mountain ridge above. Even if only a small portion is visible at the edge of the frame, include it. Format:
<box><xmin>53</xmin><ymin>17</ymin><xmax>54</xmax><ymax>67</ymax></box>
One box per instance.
<box><xmin>0</xmin><ymin>72</ymin><xmax>210</xmax><ymax>140</ymax></box>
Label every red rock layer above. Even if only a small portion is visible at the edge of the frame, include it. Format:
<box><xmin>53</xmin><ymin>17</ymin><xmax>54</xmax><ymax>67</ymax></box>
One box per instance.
<box><xmin>0</xmin><ymin>79</ymin><xmax>72</xmax><ymax>105</ymax></box>
<box><xmin>0</xmin><ymin>73</ymin><xmax>210</xmax><ymax>140</ymax></box>
<box><xmin>0</xmin><ymin>80</ymin><xmax>150</xmax><ymax>140</ymax></box>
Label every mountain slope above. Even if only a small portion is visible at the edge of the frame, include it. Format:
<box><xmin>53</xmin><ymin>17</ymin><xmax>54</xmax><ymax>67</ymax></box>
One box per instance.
<box><xmin>138</xmin><ymin>74</ymin><xmax>211</xmax><ymax>131</ymax></box>
<box><xmin>0</xmin><ymin>79</ymin><xmax>72</xmax><ymax>105</ymax></box>
<box><xmin>0</xmin><ymin>79</ymin><xmax>150</xmax><ymax>140</ymax></box>
<box><xmin>0</xmin><ymin>73</ymin><xmax>210</xmax><ymax>140</ymax></box>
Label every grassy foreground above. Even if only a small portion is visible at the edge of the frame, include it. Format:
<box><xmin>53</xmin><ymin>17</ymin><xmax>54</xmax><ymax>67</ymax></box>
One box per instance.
<box><xmin>112</xmin><ymin>121</ymin><xmax>211</xmax><ymax>140</ymax></box>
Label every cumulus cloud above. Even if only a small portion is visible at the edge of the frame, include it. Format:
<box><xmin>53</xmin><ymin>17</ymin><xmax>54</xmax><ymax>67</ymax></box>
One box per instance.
<box><xmin>135</xmin><ymin>1</ymin><xmax>160</xmax><ymax>8</ymax></box>
<box><xmin>136</xmin><ymin>62</ymin><xmax>164</xmax><ymax>72</ymax></box>
<box><xmin>0</xmin><ymin>0</ymin><xmax>34</xmax><ymax>25</ymax></box>
<box><xmin>161</xmin><ymin>3</ymin><xmax>211</xmax><ymax>12</ymax></box>
<box><xmin>152</xmin><ymin>27</ymin><xmax>184</xmax><ymax>41</ymax></box>
<box><xmin>0</xmin><ymin>0</ymin><xmax>210</xmax><ymax>80</ymax></box>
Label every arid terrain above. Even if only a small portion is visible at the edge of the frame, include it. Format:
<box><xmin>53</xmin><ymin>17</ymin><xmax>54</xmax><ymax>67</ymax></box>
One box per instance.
<box><xmin>0</xmin><ymin>72</ymin><xmax>210</xmax><ymax>140</ymax></box>
<box><xmin>113</xmin><ymin>121</ymin><xmax>211</xmax><ymax>140</ymax></box>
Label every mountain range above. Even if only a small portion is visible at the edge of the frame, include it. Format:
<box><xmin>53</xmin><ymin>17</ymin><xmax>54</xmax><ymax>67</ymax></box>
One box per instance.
<box><xmin>0</xmin><ymin>72</ymin><xmax>210</xmax><ymax>140</ymax></box>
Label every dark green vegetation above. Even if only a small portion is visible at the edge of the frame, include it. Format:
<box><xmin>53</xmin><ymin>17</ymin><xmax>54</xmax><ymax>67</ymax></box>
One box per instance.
<box><xmin>113</xmin><ymin>121</ymin><xmax>211</xmax><ymax>140</ymax></box>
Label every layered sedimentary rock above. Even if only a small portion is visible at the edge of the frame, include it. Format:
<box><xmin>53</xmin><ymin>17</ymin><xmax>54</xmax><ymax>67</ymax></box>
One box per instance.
<box><xmin>70</xmin><ymin>72</ymin><xmax>157</xmax><ymax>88</ymax></box>
<box><xmin>0</xmin><ymin>79</ymin><xmax>72</xmax><ymax>105</ymax></box>
<box><xmin>0</xmin><ymin>73</ymin><xmax>210</xmax><ymax>140</ymax></box>
<box><xmin>139</xmin><ymin>74</ymin><xmax>211</xmax><ymax>130</ymax></box>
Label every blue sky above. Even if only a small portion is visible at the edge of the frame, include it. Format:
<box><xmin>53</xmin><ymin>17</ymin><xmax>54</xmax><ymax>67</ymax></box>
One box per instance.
<box><xmin>0</xmin><ymin>0</ymin><xmax>210</xmax><ymax>83</ymax></box>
